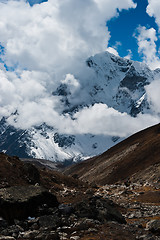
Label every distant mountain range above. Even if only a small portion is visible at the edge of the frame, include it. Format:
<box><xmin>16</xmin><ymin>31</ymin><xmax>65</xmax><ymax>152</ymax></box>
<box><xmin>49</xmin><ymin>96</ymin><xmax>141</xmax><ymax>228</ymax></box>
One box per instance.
<box><xmin>0</xmin><ymin>51</ymin><xmax>159</xmax><ymax>162</ymax></box>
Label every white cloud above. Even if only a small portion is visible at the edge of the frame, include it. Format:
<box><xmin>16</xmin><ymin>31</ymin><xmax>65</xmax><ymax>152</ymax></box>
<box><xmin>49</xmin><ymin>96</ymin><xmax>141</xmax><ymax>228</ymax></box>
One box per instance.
<box><xmin>135</xmin><ymin>0</ymin><xmax>160</xmax><ymax>69</ymax></box>
<box><xmin>147</xmin><ymin>0</ymin><xmax>160</xmax><ymax>28</ymax></box>
<box><xmin>145</xmin><ymin>79</ymin><xmax>160</xmax><ymax>114</ymax></box>
<box><xmin>7</xmin><ymin>98</ymin><xmax>60</xmax><ymax>129</ymax></box>
<box><xmin>68</xmin><ymin>104</ymin><xmax>159</xmax><ymax>137</ymax></box>
<box><xmin>124</xmin><ymin>49</ymin><xmax>132</xmax><ymax>60</ymax></box>
<box><xmin>61</xmin><ymin>74</ymin><xmax>80</xmax><ymax>95</ymax></box>
<box><xmin>0</xmin><ymin>0</ymin><xmax>136</xmax><ymax>77</ymax></box>
<box><xmin>7</xmin><ymin>101</ymin><xmax>159</xmax><ymax>138</ymax></box>
<box><xmin>1</xmin><ymin>61</ymin><xmax>159</xmax><ymax>139</ymax></box>
<box><xmin>134</xmin><ymin>26</ymin><xmax>160</xmax><ymax>69</ymax></box>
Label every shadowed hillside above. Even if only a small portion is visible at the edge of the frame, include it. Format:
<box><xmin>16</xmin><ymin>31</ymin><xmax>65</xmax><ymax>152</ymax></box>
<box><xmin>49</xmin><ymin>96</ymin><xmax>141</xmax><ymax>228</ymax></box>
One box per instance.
<box><xmin>65</xmin><ymin>123</ymin><xmax>160</xmax><ymax>185</ymax></box>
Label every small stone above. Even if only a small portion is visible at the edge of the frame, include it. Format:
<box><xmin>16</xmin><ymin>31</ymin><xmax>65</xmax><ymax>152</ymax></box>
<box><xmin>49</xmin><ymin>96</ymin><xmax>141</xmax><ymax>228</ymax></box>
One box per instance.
<box><xmin>59</xmin><ymin>232</ymin><xmax>68</xmax><ymax>238</ymax></box>
<box><xmin>31</xmin><ymin>223</ymin><xmax>39</xmax><ymax>230</ymax></box>
<box><xmin>45</xmin><ymin>231</ymin><xmax>60</xmax><ymax>240</ymax></box>
<box><xmin>0</xmin><ymin>237</ymin><xmax>16</xmax><ymax>240</ymax></box>
<box><xmin>136</xmin><ymin>235</ymin><xmax>147</xmax><ymax>239</ymax></box>
<box><xmin>20</xmin><ymin>230</ymin><xmax>39</xmax><ymax>239</ymax></box>
<box><xmin>58</xmin><ymin>204</ymin><xmax>73</xmax><ymax>215</ymax></box>
<box><xmin>70</xmin><ymin>236</ymin><xmax>80</xmax><ymax>240</ymax></box>
<box><xmin>87</xmin><ymin>228</ymin><xmax>98</xmax><ymax>233</ymax></box>
<box><xmin>34</xmin><ymin>232</ymin><xmax>46</xmax><ymax>240</ymax></box>
<box><xmin>128</xmin><ymin>213</ymin><xmax>135</xmax><ymax>219</ymax></box>
<box><xmin>12</xmin><ymin>233</ymin><xmax>17</xmax><ymax>238</ymax></box>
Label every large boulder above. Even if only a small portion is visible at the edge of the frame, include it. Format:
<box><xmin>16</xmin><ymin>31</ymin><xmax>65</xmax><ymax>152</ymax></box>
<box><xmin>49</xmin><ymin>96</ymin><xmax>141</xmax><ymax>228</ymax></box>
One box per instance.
<box><xmin>0</xmin><ymin>186</ymin><xmax>59</xmax><ymax>223</ymax></box>
<box><xmin>73</xmin><ymin>196</ymin><xmax>126</xmax><ymax>224</ymax></box>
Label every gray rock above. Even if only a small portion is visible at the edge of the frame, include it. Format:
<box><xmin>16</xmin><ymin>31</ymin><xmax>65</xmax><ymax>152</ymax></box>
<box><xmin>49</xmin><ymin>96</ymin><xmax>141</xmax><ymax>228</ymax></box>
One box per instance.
<box><xmin>0</xmin><ymin>237</ymin><xmax>16</xmax><ymax>240</ymax></box>
<box><xmin>0</xmin><ymin>186</ymin><xmax>59</xmax><ymax>223</ymax></box>
<box><xmin>34</xmin><ymin>232</ymin><xmax>47</xmax><ymax>240</ymax></box>
<box><xmin>45</xmin><ymin>231</ymin><xmax>60</xmax><ymax>240</ymax></box>
<box><xmin>70</xmin><ymin>236</ymin><xmax>80</xmax><ymax>240</ymax></box>
<box><xmin>74</xmin><ymin>196</ymin><xmax>126</xmax><ymax>224</ymax></box>
<box><xmin>1</xmin><ymin>225</ymin><xmax>23</xmax><ymax>237</ymax></box>
<box><xmin>31</xmin><ymin>222</ymin><xmax>39</xmax><ymax>230</ymax></box>
<box><xmin>0</xmin><ymin>217</ymin><xmax>8</xmax><ymax>228</ymax></box>
<box><xmin>38</xmin><ymin>215</ymin><xmax>61</xmax><ymax>229</ymax></box>
<box><xmin>146</xmin><ymin>220</ymin><xmax>160</xmax><ymax>234</ymax></box>
<box><xmin>58</xmin><ymin>204</ymin><xmax>73</xmax><ymax>215</ymax></box>
<box><xmin>19</xmin><ymin>230</ymin><xmax>39</xmax><ymax>239</ymax></box>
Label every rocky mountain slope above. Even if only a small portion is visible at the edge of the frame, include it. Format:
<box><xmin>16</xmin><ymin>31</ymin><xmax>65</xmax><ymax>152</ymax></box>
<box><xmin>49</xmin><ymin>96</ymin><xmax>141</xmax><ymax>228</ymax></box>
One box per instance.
<box><xmin>0</xmin><ymin>148</ymin><xmax>159</xmax><ymax>239</ymax></box>
<box><xmin>0</xmin><ymin>51</ymin><xmax>159</xmax><ymax>162</ymax></box>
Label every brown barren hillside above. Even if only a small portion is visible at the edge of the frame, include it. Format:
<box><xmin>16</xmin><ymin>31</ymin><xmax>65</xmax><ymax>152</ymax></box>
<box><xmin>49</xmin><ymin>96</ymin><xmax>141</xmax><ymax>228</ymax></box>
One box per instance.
<box><xmin>0</xmin><ymin>152</ymin><xmax>88</xmax><ymax>203</ymax></box>
<box><xmin>65</xmin><ymin>123</ymin><xmax>160</xmax><ymax>185</ymax></box>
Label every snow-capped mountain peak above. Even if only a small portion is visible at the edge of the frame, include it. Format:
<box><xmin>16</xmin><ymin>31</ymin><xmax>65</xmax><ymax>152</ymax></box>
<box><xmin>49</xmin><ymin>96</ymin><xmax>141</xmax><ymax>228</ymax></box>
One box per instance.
<box><xmin>0</xmin><ymin>51</ymin><xmax>158</xmax><ymax>162</ymax></box>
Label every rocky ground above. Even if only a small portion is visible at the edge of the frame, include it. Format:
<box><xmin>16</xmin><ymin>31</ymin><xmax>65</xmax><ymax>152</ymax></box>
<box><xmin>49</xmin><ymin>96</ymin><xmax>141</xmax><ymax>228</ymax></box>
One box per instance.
<box><xmin>95</xmin><ymin>182</ymin><xmax>160</xmax><ymax>237</ymax></box>
<box><xmin>0</xmin><ymin>152</ymin><xmax>159</xmax><ymax>239</ymax></box>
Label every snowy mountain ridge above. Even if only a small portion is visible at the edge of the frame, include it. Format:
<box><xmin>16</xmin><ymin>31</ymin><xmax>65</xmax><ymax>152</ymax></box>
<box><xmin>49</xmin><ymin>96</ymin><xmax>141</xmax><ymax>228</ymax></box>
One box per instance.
<box><xmin>0</xmin><ymin>51</ymin><xmax>159</xmax><ymax>162</ymax></box>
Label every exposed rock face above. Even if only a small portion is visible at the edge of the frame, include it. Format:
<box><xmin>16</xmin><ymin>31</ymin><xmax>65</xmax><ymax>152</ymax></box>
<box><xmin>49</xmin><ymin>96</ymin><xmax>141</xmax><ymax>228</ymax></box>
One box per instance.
<box><xmin>0</xmin><ymin>186</ymin><xmax>59</xmax><ymax>223</ymax></box>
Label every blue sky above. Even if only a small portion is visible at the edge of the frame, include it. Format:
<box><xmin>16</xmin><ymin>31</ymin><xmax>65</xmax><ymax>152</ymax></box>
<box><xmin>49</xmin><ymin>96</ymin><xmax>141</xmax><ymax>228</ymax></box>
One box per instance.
<box><xmin>108</xmin><ymin>0</ymin><xmax>160</xmax><ymax>62</ymax></box>
<box><xmin>0</xmin><ymin>0</ymin><xmax>159</xmax><ymax>66</ymax></box>
<box><xmin>27</xmin><ymin>0</ymin><xmax>47</xmax><ymax>6</ymax></box>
